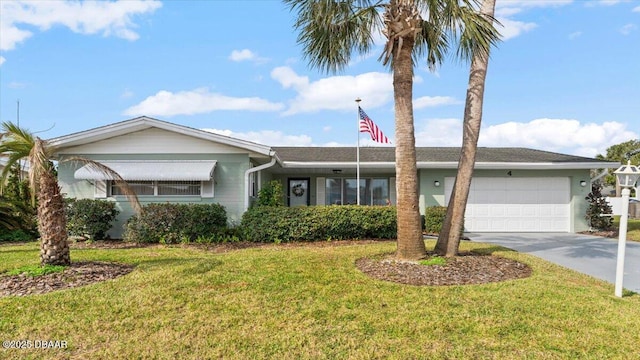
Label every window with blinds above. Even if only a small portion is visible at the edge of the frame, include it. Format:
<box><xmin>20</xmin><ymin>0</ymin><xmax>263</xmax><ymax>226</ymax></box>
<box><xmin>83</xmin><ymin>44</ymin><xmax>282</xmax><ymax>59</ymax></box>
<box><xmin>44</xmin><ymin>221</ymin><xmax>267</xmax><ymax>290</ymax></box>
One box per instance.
<box><xmin>110</xmin><ymin>181</ymin><xmax>201</xmax><ymax>196</ymax></box>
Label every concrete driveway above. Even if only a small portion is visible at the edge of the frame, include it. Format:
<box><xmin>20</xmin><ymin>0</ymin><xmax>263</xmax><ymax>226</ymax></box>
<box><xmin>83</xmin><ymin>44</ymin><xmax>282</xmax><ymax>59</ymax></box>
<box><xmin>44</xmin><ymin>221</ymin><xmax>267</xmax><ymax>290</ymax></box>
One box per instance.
<box><xmin>467</xmin><ymin>232</ymin><xmax>640</xmax><ymax>294</ymax></box>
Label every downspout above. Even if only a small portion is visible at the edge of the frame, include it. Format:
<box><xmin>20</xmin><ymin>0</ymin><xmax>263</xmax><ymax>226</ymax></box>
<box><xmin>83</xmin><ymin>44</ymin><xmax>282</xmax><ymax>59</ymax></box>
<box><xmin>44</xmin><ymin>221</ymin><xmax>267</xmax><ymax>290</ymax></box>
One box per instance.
<box><xmin>244</xmin><ymin>153</ymin><xmax>277</xmax><ymax>211</ymax></box>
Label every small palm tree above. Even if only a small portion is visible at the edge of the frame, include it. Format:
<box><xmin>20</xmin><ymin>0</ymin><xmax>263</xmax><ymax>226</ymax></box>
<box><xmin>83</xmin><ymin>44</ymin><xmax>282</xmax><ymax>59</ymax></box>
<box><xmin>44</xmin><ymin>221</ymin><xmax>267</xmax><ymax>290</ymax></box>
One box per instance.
<box><xmin>1</xmin><ymin>122</ymin><xmax>140</xmax><ymax>266</ymax></box>
<box><xmin>285</xmin><ymin>0</ymin><xmax>500</xmax><ymax>260</ymax></box>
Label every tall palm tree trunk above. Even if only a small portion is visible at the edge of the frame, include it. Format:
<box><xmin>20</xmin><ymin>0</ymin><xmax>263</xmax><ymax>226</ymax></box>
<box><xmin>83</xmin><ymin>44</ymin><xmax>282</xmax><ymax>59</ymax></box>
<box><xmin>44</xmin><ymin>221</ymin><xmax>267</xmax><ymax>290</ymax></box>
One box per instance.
<box><xmin>435</xmin><ymin>0</ymin><xmax>496</xmax><ymax>257</ymax></box>
<box><xmin>393</xmin><ymin>29</ymin><xmax>426</xmax><ymax>261</ymax></box>
<box><xmin>38</xmin><ymin>170</ymin><xmax>70</xmax><ymax>266</ymax></box>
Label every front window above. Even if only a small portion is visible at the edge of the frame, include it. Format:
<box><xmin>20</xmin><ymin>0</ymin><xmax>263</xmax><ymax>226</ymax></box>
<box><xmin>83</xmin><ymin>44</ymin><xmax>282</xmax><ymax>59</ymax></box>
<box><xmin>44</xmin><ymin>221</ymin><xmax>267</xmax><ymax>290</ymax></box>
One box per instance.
<box><xmin>110</xmin><ymin>180</ymin><xmax>201</xmax><ymax>196</ymax></box>
<box><xmin>111</xmin><ymin>181</ymin><xmax>154</xmax><ymax>196</ymax></box>
<box><xmin>157</xmin><ymin>181</ymin><xmax>201</xmax><ymax>196</ymax></box>
<box><xmin>326</xmin><ymin>178</ymin><xmax>389</xmax><ymax>206</ymax></box>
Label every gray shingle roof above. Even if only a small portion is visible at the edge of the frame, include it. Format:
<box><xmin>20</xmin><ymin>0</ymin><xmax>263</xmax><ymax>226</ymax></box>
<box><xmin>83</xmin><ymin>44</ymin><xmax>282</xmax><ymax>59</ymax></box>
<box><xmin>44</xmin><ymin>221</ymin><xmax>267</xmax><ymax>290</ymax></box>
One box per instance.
<box><xmin>273</xmin><ymin>146</ymin><xmax>613</xmax><ymax>164</ymax></box>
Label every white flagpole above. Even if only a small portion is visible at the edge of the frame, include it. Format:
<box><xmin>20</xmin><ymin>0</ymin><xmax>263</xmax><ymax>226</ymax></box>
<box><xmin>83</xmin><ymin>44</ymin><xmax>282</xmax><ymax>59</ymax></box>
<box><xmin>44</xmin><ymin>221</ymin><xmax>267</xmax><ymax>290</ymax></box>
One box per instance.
<box><xmin>355</xmin><ymin>98</ymin><xmax>361</xmax><ymax>205</ymax></box>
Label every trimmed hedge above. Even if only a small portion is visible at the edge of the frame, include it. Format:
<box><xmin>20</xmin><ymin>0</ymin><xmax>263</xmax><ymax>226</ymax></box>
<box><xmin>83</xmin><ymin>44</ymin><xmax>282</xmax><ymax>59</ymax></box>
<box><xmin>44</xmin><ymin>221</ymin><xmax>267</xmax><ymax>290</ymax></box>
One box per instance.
<box><xmin>424</xmin><ymin>206</ymin><xmax>465</xmax><ymax>235</ymax></box>
<box><xmin>124</xmin><ymin>203</ymin><xmax>227</xmax><ymax>243</ymax></box>
<box><xmin>65</xmin><ymin>198</ymin><xmax>119</xmax><ymax>240</ymax></box>
<box><xmin>424</xmin><ymin>206</ymin><xmax>447</xmax><ymax>234</ymax></box>
<box><xmin>240</xmin><ymin>205</ymin><xmax>397</xmax><ymax>242</ymax></box>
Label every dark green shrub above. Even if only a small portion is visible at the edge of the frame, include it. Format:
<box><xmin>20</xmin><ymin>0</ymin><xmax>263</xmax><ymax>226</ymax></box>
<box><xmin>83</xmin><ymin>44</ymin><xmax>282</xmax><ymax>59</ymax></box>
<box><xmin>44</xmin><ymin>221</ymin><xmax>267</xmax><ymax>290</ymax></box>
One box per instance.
<box><xmin>254</xmin><ymin>180</ymin><xmax>285</xmax><ymax>207</ymax></box>
<box><xmin>0</xmin><ymin>229</ymin><xmax>35</xmax><ymax>242</ymax></box>
<box><xmin>585</xmin><ymin>181</ymin><xmax>613</xmax><ymax>230</ymax></box>
<box><xmin>124</xmin><ymin>203</ymin><xmax>227</xmax><ymax>243</ymax></box>
<box><xmin>1</xmin><ymin>166</ymin><xmax>37</xmax><ymax>235</ymax></box>
<box><xmin>240</xmin><ymin>205</ymin><xmax>396</xmax><ymax>242</ymax></box>
<box><xmin>65</xmin><ymin>198</ymin><xmax>119</xmax><ymax>240</ymax></box>
<box><xmin>424</xmin><ymin>206</ymin><xmax>447</xmax><ymax>234</ymax></box>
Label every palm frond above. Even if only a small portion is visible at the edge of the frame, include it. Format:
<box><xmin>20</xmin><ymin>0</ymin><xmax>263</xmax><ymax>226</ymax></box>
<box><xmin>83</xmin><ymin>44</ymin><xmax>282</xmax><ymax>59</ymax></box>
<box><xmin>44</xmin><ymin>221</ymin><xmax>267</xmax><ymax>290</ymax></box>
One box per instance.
<box><xmin>412</xmin><ymin>0</ymin><xmax>500</xmax><ymax>70</ymax></box>
<box><xmin>63</xmin><ymin>157</ymin><xmax>142</xmax><ymax>215</ymax></box>
<box><xmin>453</xmin><ymin>0</ymin><xmax>501</xmax><ymax>62</ymax></box>
<box><xmin>0</xmin><ymin>122</ymin><xmax>37</xmax><ymax>195</ymax></box>
<box><xmin>0</xmin><ymin>200</ymin><xmax>21</xmax><ymax>230</ymax></box>
<box><xmin>284</xmin><ymin>0</ymin><xmax>383</xmax><ymax>74</ymax></box>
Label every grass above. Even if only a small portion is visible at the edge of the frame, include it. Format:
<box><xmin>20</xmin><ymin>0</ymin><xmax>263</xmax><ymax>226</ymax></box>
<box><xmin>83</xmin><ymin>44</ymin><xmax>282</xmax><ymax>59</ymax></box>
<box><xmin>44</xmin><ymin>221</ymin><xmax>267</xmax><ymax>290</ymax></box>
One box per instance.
<box><xmin>614</xmin><ymin>217</ymin><xmax>640</xmax><ymax>241</ymax></box>
<box><xmin>5</xmin><ymin>264</ymin><xmax>66</xmax><ymax>277</ymax></box>
<box><xmin>418</xmin><ymin>256</ymin><xmax>447</xmax><ymax>266</ymax></box>
<box><xmin>2</xmin><ymin>240</ymin><xmax>640</xmax><ymax>359</ymax></box>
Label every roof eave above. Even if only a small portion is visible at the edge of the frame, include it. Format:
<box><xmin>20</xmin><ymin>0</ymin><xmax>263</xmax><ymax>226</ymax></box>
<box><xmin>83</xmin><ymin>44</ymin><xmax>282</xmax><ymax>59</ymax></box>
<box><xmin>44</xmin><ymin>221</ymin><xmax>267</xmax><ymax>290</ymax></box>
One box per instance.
<box><xmin>282</xmin><ymin>161</ymin><xmax>395</xmax><ymax>169</ymax></box>
<box><xmin>281</xmin><ymin>161</ymin><xmax>620</xmax><ymax>170</ymax></box>
<box><xmin>48</xmin><ymin>116</ymin><xmax>274</xmax><ymax>157</ymax></box>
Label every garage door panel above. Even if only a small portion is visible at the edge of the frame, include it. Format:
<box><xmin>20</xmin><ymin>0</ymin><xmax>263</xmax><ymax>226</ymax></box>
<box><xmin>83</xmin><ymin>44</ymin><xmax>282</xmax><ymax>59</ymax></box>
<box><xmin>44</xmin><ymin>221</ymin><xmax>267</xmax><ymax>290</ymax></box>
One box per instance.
<box><xmin>521</xmin><ymin>205</ymin><xmax>538</xmax><ymax>217</ymax></box>
<box><xmin>489</xmin><ymin>206</ymin><xmax>506</xmax><ymax>217</ymax></box>
<box><xmin>504</xmin><ymin>205</ymin><xmax>523</xmax><ymax>216</ymax></box>
<box><xmin>444</xmin><ymin>177</ymin><xmax>570</xmax><ymax>232</ymax></box>
<box><xmin>470</xmin><ymin>205</ymin><xmax>489</xmax><ymax>217</ymax></box>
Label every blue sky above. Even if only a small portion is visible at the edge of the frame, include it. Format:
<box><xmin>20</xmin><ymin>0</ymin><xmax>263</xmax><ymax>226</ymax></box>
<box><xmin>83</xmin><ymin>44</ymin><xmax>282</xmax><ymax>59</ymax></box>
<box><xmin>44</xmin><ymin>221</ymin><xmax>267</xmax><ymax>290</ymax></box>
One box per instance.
<box><xmin>1</xmin><ymin>0</ymin><xmax>638</xmax><ymax>157</ymax></box>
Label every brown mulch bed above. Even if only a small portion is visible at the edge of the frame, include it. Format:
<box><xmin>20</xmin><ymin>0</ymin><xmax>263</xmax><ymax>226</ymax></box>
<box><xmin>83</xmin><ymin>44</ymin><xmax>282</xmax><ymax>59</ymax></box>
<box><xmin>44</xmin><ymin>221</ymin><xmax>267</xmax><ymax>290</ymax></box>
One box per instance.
<box><xmin>1</xmin><ymin>239</ymin><xmax>532</xmax><ymax>297</ymax></box>
<box><xmin>0</xmin><ymin>261</ymin><xmax>134</xmax><ymax>298</ymax></box>
<box><xmin>356</xmin><ymin>252</ymin><xmax>532</xmax><ymax>286</ymax></box>
<box><xmin>578</xmin><ymin>230</ymin><xmax>618</xmax><ymax>238</ymax></box>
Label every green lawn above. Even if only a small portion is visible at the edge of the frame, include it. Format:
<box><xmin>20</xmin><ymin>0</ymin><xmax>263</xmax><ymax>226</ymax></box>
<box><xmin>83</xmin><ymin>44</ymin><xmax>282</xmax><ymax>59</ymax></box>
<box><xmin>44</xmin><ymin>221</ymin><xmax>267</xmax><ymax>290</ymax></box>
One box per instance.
<box><xmin>2</xmin><ymin>240</ymin><xmax>640</xmax><ymax>359</ymax></box>
<box><xmin>614</xmin><ymin>217</ymin><xmax>640</xmax><ymax>241</ymax></box>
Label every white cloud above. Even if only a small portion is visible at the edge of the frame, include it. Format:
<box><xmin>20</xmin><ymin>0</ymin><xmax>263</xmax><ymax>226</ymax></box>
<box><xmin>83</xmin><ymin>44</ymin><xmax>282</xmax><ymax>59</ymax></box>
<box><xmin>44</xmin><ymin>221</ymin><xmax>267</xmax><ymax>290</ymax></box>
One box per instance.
<box><xmin>229</xmin><ymin>49</ymin><xmax>254</xmax><ymax>61</ymax></box>
<box><xmin>634</xmin><ymin>5</ymin><xmax>640</xmax><ymax>12</ymax></box>
<box><xmin>0</xmin><ymin>0</ymin><xmax>161</xmax><ymax>51</ymax></box>
<box><xmin>478</xmin><ymin>119</ymin><xmax>637</xmax><ymax>157</ymax></box>
<box><xmin>271</xmin><ymin>66</ymin><xmax>309</xmax><ymax>90</ymax></box>
<box><xmin>202</xmin><ymin>128</ymin><xmax>313</xmax><ymax>146</ymax></box>
<box><xmin>568</xmin><ymin>31</ymin><xmax>583</xmax><ymax>40</ymax></box>
<box><xmin>414</xmin><ymin>117</ymin><xmax>637</xmax><ymax>157</ymax></box>
<box><xmin>586</xmin><ymin>0</ymin><xmax>630</xmax><ymax>6</ymax></box>
<box><xmin>497</xmin><ymin>17</ymin><xmax>538</xmax><ymax>40</ymax></box>
<box><xmin>494</xmin><ymin>0</ymin><xmax>571</xmax><ymax>40</ymax></box>
<box><xmin>123</xmin><ymin>87</ymin><xmax>285</xmax><ymax>117</ymax></box>
<box><xmin>415</xmin><ymin>118</ymin><xmax>462</xmax><ymax>147</ymax></box>
<box><xmin>271</xmin><ymin>66</ymin><xmax>393</xmax><ymax>115</ymax></box>
<box><xmin>497</xmin><ymin>0</ymin><xmax>573</xmax><ymax>11</ymax></box>
<box><xmin>229</xmin><ymin>49</ymin><xmax>268</xmax><ymax>64</ymax></box>
<box><xmin>0</xmin><ymin>56</ymin><xmax>5</xmax><ymax>66</ymax></box>
<box><xmin>414</xmin><ymin>96</ymin><xmax>461</xmax><ymax>109</ymax></box>
<box><xmin>620</xmin><ymin>23</ymin><xmax>637</xmax><ymax>35</ymax></box>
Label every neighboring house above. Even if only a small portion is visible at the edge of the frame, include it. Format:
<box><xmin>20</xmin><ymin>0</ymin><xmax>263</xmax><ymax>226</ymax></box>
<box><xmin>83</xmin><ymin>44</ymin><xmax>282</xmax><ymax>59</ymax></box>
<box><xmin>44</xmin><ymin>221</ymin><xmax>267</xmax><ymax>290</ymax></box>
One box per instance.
<box><xmin>0</xmin><ymin>158</ymin><xmax>29</xmax><ymax>182</ymax></box>
<box><xmin>49</xmin><ymin>116</ymin><xmax>619</xmax><ymax>238</ymax></box>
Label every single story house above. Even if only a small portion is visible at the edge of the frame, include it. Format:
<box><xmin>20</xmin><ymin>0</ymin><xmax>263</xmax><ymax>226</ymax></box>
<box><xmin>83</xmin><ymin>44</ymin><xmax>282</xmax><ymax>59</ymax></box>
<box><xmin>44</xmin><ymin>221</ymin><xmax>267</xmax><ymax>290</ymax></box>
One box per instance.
<box><xmin>49</xmin><ymin>116</ymin><xmax>619</xmax><ymax>238</ymax></box>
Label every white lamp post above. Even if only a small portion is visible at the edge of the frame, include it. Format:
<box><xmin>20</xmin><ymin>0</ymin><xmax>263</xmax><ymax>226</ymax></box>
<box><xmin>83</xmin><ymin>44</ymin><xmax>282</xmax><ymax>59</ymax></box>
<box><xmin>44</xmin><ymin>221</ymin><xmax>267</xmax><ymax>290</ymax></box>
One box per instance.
<box><xmin>613</xmin><ymin>160</ymin><xmax>640</xmax><ymax>297</ymax></box>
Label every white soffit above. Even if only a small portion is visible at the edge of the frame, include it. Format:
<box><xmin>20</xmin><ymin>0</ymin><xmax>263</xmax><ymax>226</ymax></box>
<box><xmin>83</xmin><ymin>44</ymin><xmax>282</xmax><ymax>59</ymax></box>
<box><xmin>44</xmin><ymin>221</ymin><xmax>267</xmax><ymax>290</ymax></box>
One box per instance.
<box><xmin>74</xmin><ymin>160</ymin><xmax>217</xmax><ymax>181</ymax></box>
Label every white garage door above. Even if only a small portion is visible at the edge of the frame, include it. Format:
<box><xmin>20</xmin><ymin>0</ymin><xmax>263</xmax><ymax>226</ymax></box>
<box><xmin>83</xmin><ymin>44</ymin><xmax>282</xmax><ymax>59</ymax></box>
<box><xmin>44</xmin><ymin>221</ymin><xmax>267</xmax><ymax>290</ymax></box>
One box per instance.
<box><xmin>445</xmin><ymin>177</ymin><xmax>570</xmax><ymax>232</ymax></box>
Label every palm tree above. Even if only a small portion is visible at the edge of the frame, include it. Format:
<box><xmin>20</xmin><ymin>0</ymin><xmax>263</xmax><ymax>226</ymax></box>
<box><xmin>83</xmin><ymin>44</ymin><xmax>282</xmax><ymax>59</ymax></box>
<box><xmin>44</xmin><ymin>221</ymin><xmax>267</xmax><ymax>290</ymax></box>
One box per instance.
<box><xmin>285</xmin><ymin>0</ymin><xmax>499</xmax><ymax>260</ymax></box>
<box><xmin>0</xmin><ymin>200</ymin><xmax>22</xmax><ymax>231</ymax></box>
<box><xmin>0</xmin><ymin>122</ymin><xmax>141</xmax><ymax>266</ymax></box>
<box><xmin>435</xmin><ymin>0</ymin><xmax>497</xmax><ymax>257</ymax></box>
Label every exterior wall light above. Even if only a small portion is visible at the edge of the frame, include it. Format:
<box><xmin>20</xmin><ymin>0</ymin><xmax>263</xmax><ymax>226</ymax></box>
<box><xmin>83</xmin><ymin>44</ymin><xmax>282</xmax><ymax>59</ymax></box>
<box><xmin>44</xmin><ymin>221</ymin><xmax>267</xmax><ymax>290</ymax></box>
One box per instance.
<box><xmin>580</xmin><ymin>180</ymin><xmax>587</xmax><ymax>187</ymax></box>
<box><xmin>434</xmin><ymin>180</ymin><xmax>440</xmax><ymax>187</ymax></box>
<box><xmin>613</xmin><ymin>160</ymin><xmax>640</xmax><ymax>297</ymax></box>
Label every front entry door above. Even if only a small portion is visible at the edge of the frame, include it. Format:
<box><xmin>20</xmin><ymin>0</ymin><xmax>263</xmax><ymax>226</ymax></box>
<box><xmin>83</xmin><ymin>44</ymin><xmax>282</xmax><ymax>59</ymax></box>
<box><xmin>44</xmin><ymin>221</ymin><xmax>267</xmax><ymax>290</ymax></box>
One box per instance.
<box><xmin>288</xmin><ymin>178</ymin><xmax>310</xmax><ymax>207</ymax></box>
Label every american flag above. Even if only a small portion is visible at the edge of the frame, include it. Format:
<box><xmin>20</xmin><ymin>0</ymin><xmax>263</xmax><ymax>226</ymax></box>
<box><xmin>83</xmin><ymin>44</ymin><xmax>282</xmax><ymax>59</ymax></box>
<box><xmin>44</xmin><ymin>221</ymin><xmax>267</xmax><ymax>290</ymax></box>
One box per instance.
<box><xmin>358</xmin><ymin>107</ymin><xmax>390</xmax><ymax>144</ymax></box>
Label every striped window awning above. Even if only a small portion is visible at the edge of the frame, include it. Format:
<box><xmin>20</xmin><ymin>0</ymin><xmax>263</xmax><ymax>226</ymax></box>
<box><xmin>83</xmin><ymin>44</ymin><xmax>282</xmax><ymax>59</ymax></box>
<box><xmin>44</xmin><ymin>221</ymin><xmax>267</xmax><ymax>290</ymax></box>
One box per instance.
<box><xmin>74</xmin><ymin>160</ymin><xmax>217</xmax><ymax>181</ymax></box>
